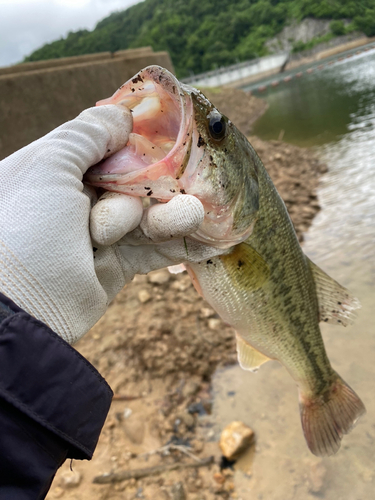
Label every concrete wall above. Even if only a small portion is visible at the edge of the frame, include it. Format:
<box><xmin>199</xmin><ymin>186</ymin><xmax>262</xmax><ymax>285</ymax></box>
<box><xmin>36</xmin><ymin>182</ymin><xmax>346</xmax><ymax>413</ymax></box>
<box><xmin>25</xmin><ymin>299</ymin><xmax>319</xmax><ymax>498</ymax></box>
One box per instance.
<box><xmin>0</xmin><ymin>47</ymin><xmax>154</xmax><ymax>76</ymax></box>
<box><xmin>182</xmin><ymin>53</ymin><xmax>289</xmax><ymax>88</ymax></box>
<box><xmin>0</xmin><ymin>48</ymin><xmax>173</xmax><ymax>160</ymax></box>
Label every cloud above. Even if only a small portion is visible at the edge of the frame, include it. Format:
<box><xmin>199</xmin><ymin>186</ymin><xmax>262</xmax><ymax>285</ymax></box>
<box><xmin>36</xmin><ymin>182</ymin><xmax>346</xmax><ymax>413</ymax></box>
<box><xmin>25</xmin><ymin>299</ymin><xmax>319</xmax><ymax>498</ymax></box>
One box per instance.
<box><xmin>0</xmin><ymin>0</ymin><xmax>141</xmax><ymax>67</ymax></box>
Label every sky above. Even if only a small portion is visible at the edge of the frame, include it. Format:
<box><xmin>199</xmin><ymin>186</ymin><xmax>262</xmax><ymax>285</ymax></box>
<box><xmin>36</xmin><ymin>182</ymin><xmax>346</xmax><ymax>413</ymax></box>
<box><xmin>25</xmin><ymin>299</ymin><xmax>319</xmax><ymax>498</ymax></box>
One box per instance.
<box><xmin>0</xmin><ymin>0</ymin><xmax>143</xmax><ymax>68</ymax></box>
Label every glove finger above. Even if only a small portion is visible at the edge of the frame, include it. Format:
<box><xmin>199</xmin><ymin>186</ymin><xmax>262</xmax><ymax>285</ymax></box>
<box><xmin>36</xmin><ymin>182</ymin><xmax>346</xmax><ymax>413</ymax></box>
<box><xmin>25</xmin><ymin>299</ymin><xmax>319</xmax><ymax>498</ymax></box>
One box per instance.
<box><xmin>120</xmin><ymin>195</ymin><xmax>205</xmax><ymax>246</ymax></box>
<box><xmin>155</xmin><ymin>237</ymin><xmax>227</xmax><ymax>264</ymax></box>
<box><xmin>117</xmin><ymin>237</ymin><xmax>226</xmax><ymax>277</ymax></box>
<box><xmin>82</xmin><ymin>184</ymin><xmax>98</xmax><ymax>208</ymax></box>
<box><xmin>90</xmin><ymin>192</ymin><xmax>143</xmax><ymax>246</ymax></box>
<box><xmin>141</xmin><ymin>194</ymin><xmax>204</xmax><ymax>242</ymax></box>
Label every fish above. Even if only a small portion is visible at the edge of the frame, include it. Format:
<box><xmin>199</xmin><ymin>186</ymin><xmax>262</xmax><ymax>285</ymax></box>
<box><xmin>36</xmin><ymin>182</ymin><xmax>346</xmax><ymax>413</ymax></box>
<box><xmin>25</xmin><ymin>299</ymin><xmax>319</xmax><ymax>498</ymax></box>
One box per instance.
<box><xmin>85</xmin><ymin>65</ymin><xmax>365</xmax><ymax>457</ymax></box>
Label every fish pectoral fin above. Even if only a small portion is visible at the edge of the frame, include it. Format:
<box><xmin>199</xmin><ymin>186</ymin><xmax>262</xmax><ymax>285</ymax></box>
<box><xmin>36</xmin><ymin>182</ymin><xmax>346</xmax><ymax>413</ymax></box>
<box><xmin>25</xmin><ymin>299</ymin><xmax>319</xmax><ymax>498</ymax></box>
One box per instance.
<box><xmin>236</xmin><ymin>334</ymin><xmax>271</xmax><ymax>372</ymax></box>
<box><xmin>219</xmin><ymin>243</ymin><xmax>270</xmax><ymax>291</ymax></box>
<box><xmin>307</xmin><ymin>257</ymin><xmax>361</xmax><ymax>327</ymax></box>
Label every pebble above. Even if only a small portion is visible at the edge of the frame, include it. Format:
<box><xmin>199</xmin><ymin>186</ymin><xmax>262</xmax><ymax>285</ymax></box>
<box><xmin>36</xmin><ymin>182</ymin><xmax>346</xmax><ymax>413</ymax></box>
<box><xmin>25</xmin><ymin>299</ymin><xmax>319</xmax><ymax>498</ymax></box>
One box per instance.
<box><xmin>123</xmin><ymin>419</ymin><xmax>145</xmax><ymax>444</ymax></box>
<box><xmin>182</xmin><ymin>380</ymin><xmax>200</xmax><ymax>398</ymax></box>
<box><xmin>138</xmin><ymin>289</ymin><xmax>151</xmax><ymax>303</ymax></box>
<box><xmin>208</xmin><ymin>318</ymin><xmax>222</xmax><ymax>330</ymax></box>
<box><xmin>191</xmin><ymin>439</ymin><xmax>204</xmax><ymax>453</ymax></box>
<box><xmin>59</xmin><ymin>470</ymin><xmax>82</xmax><ymax>488</ymax></box>
<box><xmin>213</xmin><ymin>472</ymin><xmax>226</xmax><ymax>484</ymax></box>
<box><xmin>179</xmin><ymin>412</ymin><xmax>195</xmax><ymax>428</ymax></box>
<box><xmin>148</xmin><ymin>269</ymin><xmax>170</xmax><ymax>284</ymax></box>
<box><xmin>171</xmin><ymin>481</ymin><xmax>186</xmax><ymax>500</ymax></box>
<box><xmin>200</xmin><ymin>307</ymin><xmax>215</xmax><ymax>318</ymax></box>
<box><xmin>219</xmin><ymin>421</ymin><xmax>254</xmax><ymax>460</ymax></box>
<box><xmin>123</xmin><ymin>407</ymin><xmax>133</xmax><ymax>419</ymax></box>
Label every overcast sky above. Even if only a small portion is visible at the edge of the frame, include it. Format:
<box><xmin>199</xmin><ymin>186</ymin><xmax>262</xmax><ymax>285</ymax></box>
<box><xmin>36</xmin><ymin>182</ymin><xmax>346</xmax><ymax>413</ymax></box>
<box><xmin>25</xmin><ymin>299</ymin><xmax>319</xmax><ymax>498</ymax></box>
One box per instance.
<box><xmin>0</xmin><ymin>0</ymin><xmax>143</xmax><ymax>68</ymax></box>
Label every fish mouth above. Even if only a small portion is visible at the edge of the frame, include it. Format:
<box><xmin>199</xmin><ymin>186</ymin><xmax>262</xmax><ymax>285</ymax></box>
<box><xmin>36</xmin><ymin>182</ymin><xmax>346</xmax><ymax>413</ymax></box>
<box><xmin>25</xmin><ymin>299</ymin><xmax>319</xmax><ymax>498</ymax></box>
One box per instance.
<box><xmin>85</xmin><ymin>66</ymin><xmax>194</xmax><ymax>200</ymax></box>
<box><xmin>85</xmin><ymin>66</ymin><xmax>255</xmax><ymax>249</ymax></box>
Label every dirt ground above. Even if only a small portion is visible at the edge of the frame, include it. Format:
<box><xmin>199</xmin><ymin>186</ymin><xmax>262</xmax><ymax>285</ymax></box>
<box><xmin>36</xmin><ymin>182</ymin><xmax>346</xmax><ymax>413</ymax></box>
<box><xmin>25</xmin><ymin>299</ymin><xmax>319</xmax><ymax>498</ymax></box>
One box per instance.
<box><xmin>47</xmin><ymin>89</ymin><xmax>327</xmax><ymax>500</ymax></box>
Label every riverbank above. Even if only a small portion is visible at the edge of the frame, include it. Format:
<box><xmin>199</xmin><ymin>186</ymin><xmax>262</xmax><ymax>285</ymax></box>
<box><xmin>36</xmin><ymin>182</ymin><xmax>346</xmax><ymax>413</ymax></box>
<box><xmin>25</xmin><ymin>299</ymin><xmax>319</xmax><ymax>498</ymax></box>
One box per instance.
<box><xmin>46</xmin><ymin>89</ymin><xmax>327</xmax><ymax>500</ymax></box>
<box><xmin>229</xmin><ymin>35</ymin><xmax>375</xmax><ymax>89</ymax></box>
<box><xmin>285</xmin><ymin>35</ymin><xmax>375</xmax><ymax>71</ymax></box>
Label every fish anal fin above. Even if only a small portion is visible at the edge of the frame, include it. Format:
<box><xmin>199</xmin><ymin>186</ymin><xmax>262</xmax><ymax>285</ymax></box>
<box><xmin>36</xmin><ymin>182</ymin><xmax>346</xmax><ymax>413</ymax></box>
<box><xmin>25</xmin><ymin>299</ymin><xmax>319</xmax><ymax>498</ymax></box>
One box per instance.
<box><xmin>236</xmin><ymin>334</ymin><xmax>271</xmax><ymax>372</ymax></box>
<box><xmin>219</xmin><ymin>243</ymin><xmax>270</xmax><ymax>291</ymax></box>
<box><xmin>307</xmin><ymin>257</ymin><xmax>361</xmax><ymax>327</ymax></box>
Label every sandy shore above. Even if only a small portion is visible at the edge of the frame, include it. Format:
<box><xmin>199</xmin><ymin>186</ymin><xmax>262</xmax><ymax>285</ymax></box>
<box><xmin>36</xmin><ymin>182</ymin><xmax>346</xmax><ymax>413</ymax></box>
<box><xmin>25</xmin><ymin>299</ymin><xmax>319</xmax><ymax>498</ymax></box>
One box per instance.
<box><xmin>46</xmin><ymin>89</ymin><xmax>327</xmax><ymax>500</ymax></box>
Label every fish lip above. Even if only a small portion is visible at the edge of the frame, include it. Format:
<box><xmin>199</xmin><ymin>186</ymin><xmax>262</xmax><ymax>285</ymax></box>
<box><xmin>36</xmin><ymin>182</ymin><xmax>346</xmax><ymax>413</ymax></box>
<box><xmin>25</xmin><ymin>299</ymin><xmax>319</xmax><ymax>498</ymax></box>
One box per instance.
<box><xmin>85</xmin><ymin>65</ymin><xmax>194</xmax><ymax>192</ymax></box>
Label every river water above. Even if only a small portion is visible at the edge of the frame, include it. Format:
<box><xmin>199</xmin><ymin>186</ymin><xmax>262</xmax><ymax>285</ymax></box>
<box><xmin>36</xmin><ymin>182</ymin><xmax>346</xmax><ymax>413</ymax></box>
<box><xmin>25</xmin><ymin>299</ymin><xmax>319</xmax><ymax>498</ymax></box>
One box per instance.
<box><xmin>211</xmin><ymin>49</ymin><xmax>375</xmax><ymax>498</ymax></box>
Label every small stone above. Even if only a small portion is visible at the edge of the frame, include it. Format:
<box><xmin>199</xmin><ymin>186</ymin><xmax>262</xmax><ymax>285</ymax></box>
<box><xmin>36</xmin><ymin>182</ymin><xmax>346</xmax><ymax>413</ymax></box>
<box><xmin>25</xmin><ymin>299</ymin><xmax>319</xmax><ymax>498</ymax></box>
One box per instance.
<box><xmin>179</xmin><ymin>412</ymin><xmax>195</xmax><ymax>428</ymax></box>
<box><xmin>213</xmin><ymin>472</ymin><xmax>226</xmax><ymax>484</ymax></box>
<box><xmin>148</xmin><ymin>269</ymin><xmax>170</xmax><ymax>284</ymax></box>
<box><xmin>208</xmin><ymin>318</ymin><xmax>221</xmax><ymax>330</ymax></box>
<box><xmin>59</xmin><ymin>470</ymin><xmax>82</xmax><ymax>488</ymax></box>
<box><xmin>171</xmin><ymin>481</ymin><xmax>186</xmax><ymax>500</ymax></box>
<box><xmin>51</xmin><ymin>487</ymin><xmax>64</xmax><ymax>498</ymax></box>
<box><xmin>182</xmin><ymin>381</ymin><xmax>200</xmax><ymax>398</ymax></box>
<box><xmin>200</xmin><ymin>307</ymin><xmax>215</xmax><ymax>318</ymax></box>
<box><xmin>219</xmin><ymin>421</ymin><xmax>254</xmax><ymax>460</ymax></box>
<box><xmin>124</xmin><ymin>407</ymin><xmax>133</xmax><ymax>419</ymax></box>
<box><xmin>138</xmin><ymin>289</ymin><xmax>151</xmax><ymax>303</ymax></box>
<box><xmin>191</xmin><ymin>439</ymin><xmax>204</xmax><ymax>453</ymax></box>
<box><xmin>123</xmin><ymin>419</ymin><xmax>145</xmax><ymax>444</ymax></box>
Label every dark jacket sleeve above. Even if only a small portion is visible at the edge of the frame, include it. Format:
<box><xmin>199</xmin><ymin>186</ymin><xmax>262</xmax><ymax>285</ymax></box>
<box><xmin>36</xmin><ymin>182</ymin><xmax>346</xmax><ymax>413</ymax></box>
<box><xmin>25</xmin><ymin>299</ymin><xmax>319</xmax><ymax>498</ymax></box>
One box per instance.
<box><xmin>0</xmin><ymin>293</ymin><xmax>113</xmax><ymax>500</ymax></box>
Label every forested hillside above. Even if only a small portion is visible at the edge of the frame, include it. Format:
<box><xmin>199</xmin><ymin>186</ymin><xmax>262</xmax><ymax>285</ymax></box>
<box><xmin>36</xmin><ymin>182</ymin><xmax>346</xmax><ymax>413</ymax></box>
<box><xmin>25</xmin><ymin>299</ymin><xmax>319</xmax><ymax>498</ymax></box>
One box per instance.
<box><xmin>24</xmin><ymin>0</ymin><xmax>375</xmax><ymax>77</ymax></box>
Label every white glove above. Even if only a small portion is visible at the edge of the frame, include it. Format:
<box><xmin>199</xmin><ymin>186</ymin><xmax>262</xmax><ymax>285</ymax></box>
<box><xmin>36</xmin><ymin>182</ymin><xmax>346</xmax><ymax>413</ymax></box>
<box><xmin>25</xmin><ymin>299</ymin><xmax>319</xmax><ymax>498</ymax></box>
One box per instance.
<box><xmin>0</xmin><ymin>105</ymin><xmax>222</xmax><ymax>344</ymax></box>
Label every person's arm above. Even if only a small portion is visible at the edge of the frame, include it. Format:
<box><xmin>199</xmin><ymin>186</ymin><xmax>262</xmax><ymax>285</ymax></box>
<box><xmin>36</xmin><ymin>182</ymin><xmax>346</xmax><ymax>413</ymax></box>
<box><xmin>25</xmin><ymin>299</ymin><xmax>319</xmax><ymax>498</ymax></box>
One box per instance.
<box><xmin>0</xmin><ymin>104</ymin><xmax>222</xmax><ymax>499</ymax></box>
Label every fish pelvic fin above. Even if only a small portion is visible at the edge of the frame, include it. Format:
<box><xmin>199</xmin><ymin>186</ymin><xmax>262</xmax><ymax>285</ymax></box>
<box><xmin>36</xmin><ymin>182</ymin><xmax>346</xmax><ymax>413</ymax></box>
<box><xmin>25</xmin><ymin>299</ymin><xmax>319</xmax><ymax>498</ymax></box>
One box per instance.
<box><xmin>299</xmin><ymin>372</ymin><xmax>366</xmax><ymax>457</ymax></box>
<box><xmin>236</xmin><ymin>334</ymin><xmax>271</xmax><ymax>372</ymax></box>
<box><xmin>307</xmin><ymin>257</ymin><xmax>361</xmax><ymax>327</ymax></box>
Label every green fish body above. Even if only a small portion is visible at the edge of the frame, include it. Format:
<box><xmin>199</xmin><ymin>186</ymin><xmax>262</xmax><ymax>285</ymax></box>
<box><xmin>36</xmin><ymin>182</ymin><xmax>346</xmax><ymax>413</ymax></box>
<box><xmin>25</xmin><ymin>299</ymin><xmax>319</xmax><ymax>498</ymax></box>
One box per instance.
<box><xmin>86</xmin><ymin>66</ymin><xmax>365</xmax><ymax>456</ymax></box>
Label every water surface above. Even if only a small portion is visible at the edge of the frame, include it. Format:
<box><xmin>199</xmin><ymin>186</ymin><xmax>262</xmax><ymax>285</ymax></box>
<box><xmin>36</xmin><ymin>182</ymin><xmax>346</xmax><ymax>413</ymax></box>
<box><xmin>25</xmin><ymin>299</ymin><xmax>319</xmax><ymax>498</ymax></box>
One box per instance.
<box><xmin>211</xmin><ymin>49</ymin><xmax>375</xmax><ymax>499</ymax></box>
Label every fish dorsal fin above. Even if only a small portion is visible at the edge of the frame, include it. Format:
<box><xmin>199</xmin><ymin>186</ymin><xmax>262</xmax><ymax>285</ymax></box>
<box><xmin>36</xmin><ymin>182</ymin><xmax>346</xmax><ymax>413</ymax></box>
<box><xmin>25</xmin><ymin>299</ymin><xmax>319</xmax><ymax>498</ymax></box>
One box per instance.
<box><xmin>307</xmin><ymin>257</ymin><xmax>361</xmax><ymax>327</ymax></box>
<box><xmin>236</xmin><ymin>334</ymin><xmax>271</xmax><ymax>372</ymax></box>
<box><xmin>219</xmin><ymin>243</ymin><xmax>270</xmax><ymax>291</ymax></box>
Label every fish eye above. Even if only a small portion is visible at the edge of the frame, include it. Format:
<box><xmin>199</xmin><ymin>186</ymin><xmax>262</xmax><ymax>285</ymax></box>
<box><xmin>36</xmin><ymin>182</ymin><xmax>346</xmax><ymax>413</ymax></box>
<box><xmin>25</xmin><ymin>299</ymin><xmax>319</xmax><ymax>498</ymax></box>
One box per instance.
<box><xmin>208</xmin><ymin>111</ymin><xmax>226</xmax><ymax>141</ymax></box>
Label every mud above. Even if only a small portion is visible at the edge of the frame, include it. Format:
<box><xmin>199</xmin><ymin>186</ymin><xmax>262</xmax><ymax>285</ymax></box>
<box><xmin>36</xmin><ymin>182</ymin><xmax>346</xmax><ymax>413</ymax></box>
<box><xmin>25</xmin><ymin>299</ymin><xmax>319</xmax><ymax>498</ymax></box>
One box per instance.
<box><xmin>47</xmin><ymin>88</ymin><xmax>327</xmax><ymax>500</ymax></box>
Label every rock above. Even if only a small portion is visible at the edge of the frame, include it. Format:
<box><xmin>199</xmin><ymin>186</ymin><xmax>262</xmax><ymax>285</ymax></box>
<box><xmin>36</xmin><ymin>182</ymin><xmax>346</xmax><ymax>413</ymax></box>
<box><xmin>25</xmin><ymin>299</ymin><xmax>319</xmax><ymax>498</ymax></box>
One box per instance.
<box><xmin>123</xmin><ymin>407</ymin><xmax>133</xmax><ymax>419</ymax></box>
<box><xmin>138</xmin><ymin>289</ymin><xmax>151</xmax><ymax>303</ymax></box>
<box><xmin>191</xmin><ymin>438</ymin><xmax>204</xmax><ymax>453</ymax></box>
<box><xmin>200</xmin><ymin>307</ymin><xmax>215</xmax><ymax>318</ymax></box>
<box><xmin>59</xmin><ymin>470</ymin><xmax>82</xmax><ymax>488</ymax></box>
<box><xmin>213</xmin><ymin>472</ymin><xmax>226</xmax><ymax>484</ymax></box>
<box><xmin>178</xmin><ymin>412</ymin><xmax>195</xmax><ymax>428</ymax></box>
<box><xmin>171</xmin><ymin>481</ymin><xmax>186</xmax><ymax>500</ymax></box>
<box><xmin>123</xmin><ymin>418</ymin><xmax>145</xmax><ymax>444</ymax></box>
<box><xmin>182</xmin><ymin>380</ymin><xmax>200</xmax><ymax>398</ymax></box>
<box><xmin>219</xmin><ymin>421</ymin><xmax>254</xmax><ymax>460</ymax></box>
<box><xmin>148</xmin><ymin>269</ymin><xmax>170</xmax><ymax>285</ymax></box>
<box><xmin>208</xmin><ymin>318</ymin><xmax>221</xmax><ymax>330</ymax></box>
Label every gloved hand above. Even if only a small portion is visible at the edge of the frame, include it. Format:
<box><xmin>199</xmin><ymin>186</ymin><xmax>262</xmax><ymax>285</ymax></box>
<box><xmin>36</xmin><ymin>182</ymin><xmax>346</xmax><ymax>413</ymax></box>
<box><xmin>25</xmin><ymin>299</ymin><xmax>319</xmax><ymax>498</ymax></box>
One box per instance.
<box><xmin>0</xmin><ymin>105</ymin><xmax>222</xmax><ymax>344</ymax></box>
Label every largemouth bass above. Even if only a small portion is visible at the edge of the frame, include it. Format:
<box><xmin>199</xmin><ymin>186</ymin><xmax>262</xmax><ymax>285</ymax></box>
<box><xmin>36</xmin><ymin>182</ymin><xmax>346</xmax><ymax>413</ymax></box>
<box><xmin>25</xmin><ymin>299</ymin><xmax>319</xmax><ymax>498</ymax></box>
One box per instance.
<box><xmin>86</xmin><ymin>66</ymin><xmax>365</xmax><ymax>457</ymax></box>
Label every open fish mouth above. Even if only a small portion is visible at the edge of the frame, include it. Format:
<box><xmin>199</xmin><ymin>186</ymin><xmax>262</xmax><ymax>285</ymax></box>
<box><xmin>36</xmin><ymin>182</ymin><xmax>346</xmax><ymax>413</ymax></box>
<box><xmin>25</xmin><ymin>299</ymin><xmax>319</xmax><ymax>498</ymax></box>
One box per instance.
<box><xmin>85</xmin><ymin>65</ymin><xmax>258</xmax><ymax>248</ymax></box>
<box><xmin>86</xmin><ymin>66</ymin><xmax>194</xmax><ymax>200</ymax></box>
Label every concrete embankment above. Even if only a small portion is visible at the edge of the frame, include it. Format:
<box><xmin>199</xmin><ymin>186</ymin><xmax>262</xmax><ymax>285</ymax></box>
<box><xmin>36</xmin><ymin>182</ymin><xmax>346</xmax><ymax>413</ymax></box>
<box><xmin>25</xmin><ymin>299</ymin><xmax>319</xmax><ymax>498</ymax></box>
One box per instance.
<box><xmin>286</xmin><ymin>36</ymin><xmax>375</xmax><ymax>71</ymax></box>
<box><xmin>0</xmin><ymin>48</ymin><xmax>173</xmax><ymax>160</ymax></box>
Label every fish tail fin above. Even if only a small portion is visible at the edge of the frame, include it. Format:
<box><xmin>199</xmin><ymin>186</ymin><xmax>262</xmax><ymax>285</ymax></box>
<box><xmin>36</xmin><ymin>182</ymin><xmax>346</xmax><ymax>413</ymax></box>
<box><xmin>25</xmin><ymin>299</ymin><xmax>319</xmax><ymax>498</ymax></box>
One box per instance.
<box><xmin>299</xmin><ymin>372</ymin><xmax>366</xmax><ymax>457</ymax></box>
